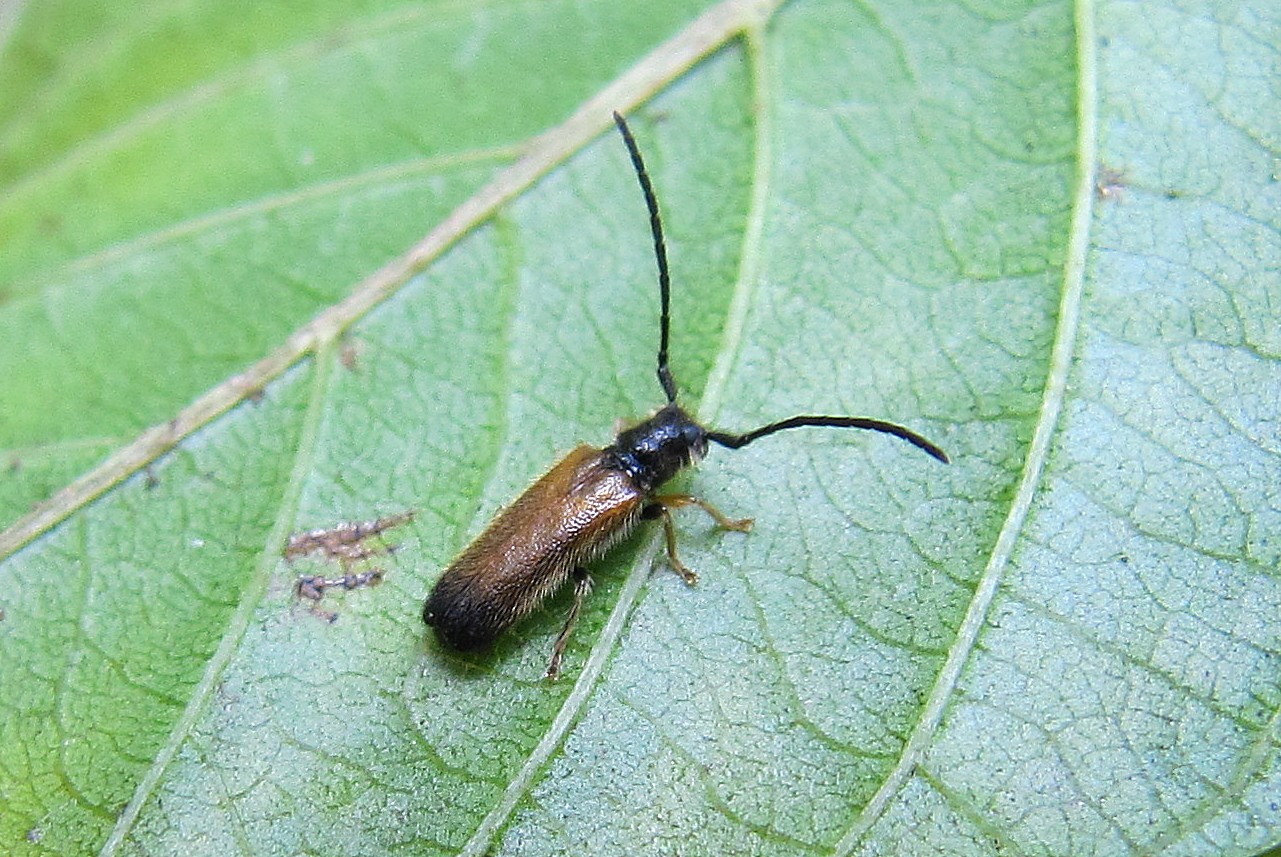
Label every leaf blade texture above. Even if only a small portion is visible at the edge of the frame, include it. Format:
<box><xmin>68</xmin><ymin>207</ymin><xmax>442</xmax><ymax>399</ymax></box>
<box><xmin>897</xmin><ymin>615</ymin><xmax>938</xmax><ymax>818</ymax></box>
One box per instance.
<box><xmin>0</xmin><ymin>1</ymin><xmax>1277</xmax><ymax>855</ymax></box>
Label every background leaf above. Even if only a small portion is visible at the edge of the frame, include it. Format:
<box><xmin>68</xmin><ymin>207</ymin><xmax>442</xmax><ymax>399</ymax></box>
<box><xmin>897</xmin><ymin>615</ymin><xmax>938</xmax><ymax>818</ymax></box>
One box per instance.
<box><xmin>1</xmin><ymin>0</ymin><xmax>1278</xmax><ymax>855</ymax></box>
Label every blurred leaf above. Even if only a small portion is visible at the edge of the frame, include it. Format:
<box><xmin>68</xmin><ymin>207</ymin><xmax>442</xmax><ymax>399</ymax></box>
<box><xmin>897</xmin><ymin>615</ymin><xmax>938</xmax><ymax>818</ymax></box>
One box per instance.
<box><xmin>0</xmin><ymin>0</ymin><xmax>1277</xmax><ymax>855</ymax></box>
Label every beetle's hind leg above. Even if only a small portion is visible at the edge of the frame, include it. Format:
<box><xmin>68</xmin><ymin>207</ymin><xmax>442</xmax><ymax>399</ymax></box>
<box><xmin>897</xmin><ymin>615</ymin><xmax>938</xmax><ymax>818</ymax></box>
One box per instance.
<box><xmin>545</xmin><ymin>568</ymin><xmax>593</xmax><ymax>681</ymax></box>
<box><xmin>644</xmin><ymin>494</ymin><xmax>753</xmax><ymax>586</ymax></box>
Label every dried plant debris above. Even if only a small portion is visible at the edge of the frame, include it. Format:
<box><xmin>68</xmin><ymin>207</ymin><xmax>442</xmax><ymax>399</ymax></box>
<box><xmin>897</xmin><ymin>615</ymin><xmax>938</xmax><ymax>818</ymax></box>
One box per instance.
<box><xmin>285</xmin><ymin>511</ymin><xmax>413</xmax><ymax>621</ymax></box>
<box><xmin>285</xmin><ymin>511</ymin><xmax>415</xmax><ymax>566</ymax></box>
<box><xmin>294</xmin><ymin>570</ymin><xmax>386</xmax><ymax>623</ymax></box>
<box><xmin>294</xmin><ymin>569</ymin><xmax>386</xmax><ymax>602</ymax></box>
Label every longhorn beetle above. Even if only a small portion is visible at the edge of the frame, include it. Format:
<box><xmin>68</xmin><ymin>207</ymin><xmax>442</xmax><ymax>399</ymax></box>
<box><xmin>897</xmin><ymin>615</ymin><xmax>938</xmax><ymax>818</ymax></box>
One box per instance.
<box><xmin>423</xmin><ymin>112</ymin><xmax>948</xmax><ymax>679</ymax></box>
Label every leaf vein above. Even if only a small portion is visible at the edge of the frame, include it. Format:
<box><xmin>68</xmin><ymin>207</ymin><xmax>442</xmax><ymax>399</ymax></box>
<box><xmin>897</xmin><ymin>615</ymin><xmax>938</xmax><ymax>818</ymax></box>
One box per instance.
<box><xmin>832</xmin><ymin>0</ymin><xmax>1102</xmax><ymax>850</ymax></box>
<box><xmin>97</xmin><ymin>343</ymin><xmax>338</xmax><ymax>855</ymax></box>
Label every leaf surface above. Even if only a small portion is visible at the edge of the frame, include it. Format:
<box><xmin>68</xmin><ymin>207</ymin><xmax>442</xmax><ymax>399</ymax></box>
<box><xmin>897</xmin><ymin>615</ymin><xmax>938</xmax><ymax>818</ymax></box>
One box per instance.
<box><xmin>0</xmin><ymin>1</ymin><xmax>1278</xmax><ymax>855</ymax></box>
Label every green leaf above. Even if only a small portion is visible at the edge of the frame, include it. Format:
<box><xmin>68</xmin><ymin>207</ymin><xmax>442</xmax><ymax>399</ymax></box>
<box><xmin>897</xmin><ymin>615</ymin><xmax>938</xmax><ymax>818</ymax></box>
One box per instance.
<box><xmin>1</xmin><ymin>0</ymin><xmax>1277</xmax><ymax>855</ymax></box>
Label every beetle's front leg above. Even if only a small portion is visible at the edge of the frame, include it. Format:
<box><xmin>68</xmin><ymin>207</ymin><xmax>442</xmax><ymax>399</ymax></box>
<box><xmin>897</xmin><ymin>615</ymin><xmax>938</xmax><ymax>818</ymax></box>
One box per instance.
<box><xmin>643</xmin><ymin>494</ymin><xmax>753</xmax><ymax>586</ymax></box>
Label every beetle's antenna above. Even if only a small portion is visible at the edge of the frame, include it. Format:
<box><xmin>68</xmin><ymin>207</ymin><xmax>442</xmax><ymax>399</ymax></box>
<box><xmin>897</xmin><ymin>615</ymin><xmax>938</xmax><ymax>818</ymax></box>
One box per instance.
<box><xmin>707</xmin><ymin>416</ymin><xmax>949</xmax><ymax>463</ymax></box>
<box><xmin>613</xmin><ymin>111</ymin><xmax>678</xmax><ymax>404</ymax></box>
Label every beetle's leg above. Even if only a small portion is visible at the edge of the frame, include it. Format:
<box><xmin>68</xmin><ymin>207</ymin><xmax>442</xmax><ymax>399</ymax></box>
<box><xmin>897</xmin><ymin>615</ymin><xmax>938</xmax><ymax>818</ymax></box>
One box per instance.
<box><xmin>652</xmin><ymin>494</ymin><xmax>754</xmax><ymax>533</ymax></box>
<box><xmin>545</xmin><ymin>568</ymin><xmax>592</xmax><ymax>681</ymax></box>
<box><xmin>642</xmin><ymin>503</ymin><xmax>695</xmax><ymax>584</ymax></box>
<box><xmin>644</xmin><ymin>495</ymin><xmax>752</xmax><ymax>586</ymax></box>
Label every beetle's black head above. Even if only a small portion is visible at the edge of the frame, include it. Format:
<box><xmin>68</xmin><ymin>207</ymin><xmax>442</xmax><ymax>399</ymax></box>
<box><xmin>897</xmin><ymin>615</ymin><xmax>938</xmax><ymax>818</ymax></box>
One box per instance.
<box><xmin>605</xmin><ymin>403</ymin><xmax>708</xmax><ymax>493</ymax></box>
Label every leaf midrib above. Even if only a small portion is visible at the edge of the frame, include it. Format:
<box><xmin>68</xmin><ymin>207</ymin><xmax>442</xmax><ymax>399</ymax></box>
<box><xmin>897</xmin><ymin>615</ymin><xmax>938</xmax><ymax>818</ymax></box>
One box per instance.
<box><xmin>0</xmin><ymin>0</ymin><xmax>767</xmax><ymax>565</ymax></box>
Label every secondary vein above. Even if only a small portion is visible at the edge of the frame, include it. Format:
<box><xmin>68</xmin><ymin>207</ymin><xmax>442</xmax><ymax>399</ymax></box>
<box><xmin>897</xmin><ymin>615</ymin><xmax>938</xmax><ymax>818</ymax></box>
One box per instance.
<box><xmin>832</xmin><ymin>0</ymin><xmax>1101</xmax><ymax>851</ymax></box>
<box><xmin>98</xmin><ymin>343</ymin><xmax>338</xmax><ymax>856</ymax></box>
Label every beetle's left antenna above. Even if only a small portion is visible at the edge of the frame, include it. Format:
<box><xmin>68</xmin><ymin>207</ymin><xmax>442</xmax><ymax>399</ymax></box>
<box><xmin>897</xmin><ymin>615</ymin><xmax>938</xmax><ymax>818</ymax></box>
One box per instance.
<box><xmin>613</xmin><ymin>111</ymin><xmax>678</xmax><ymax>404</ymax></box>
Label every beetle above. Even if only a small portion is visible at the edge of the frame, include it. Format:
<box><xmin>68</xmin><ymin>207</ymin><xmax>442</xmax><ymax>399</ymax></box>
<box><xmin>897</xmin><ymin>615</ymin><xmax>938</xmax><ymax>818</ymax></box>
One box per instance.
<box><xmin>423</xmin><ymin>112</ymin><xmax>948</xmax><ymax>678</ymax></box>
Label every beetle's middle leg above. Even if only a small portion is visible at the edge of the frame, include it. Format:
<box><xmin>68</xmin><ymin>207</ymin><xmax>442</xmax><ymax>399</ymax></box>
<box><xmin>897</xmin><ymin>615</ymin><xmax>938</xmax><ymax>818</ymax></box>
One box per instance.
<box><xmin>545</xmin><ymin>568</ymin><xmax>592</xmax><ymax>681</ymax></box>
<box><xmin>643</xmin><ymin>494</ymin><xmax>753</xmax><ymax>586</ymax></box>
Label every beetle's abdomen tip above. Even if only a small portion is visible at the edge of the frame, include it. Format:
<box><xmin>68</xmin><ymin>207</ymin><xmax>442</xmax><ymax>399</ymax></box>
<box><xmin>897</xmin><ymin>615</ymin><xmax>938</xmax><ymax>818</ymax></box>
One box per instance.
<box><xmin>423</xmin><ymin>591</ymin><xmax>500</xmax><ymax>652</ymax></box>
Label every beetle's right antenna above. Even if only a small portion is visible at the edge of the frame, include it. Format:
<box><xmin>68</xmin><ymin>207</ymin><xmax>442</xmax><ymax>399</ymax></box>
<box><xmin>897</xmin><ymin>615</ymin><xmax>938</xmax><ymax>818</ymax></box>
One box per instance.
<box><xmin>707</xmin><ymin>416</ymin><xmax>949</xmax><ymax>463</ymax></box>
<box><xmin>614</xmin><ymin>111</ymin><xmax>678</xmax><ymax>404</ymax></box>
